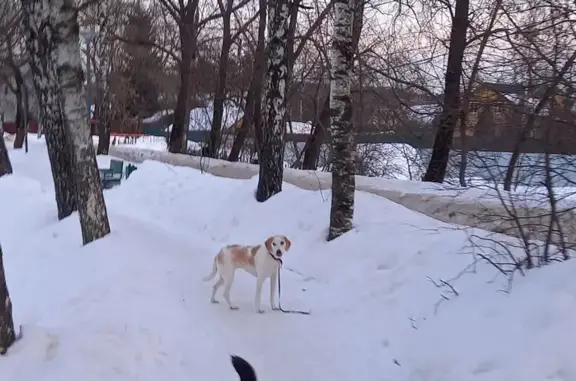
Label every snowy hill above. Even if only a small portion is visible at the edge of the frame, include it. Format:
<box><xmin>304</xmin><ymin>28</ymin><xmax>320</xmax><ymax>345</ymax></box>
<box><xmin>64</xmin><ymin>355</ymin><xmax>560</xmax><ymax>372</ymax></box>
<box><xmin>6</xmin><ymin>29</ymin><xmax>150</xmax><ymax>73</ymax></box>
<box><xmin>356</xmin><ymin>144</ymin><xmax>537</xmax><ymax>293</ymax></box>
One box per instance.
<box><xmin>0</xmin><ymin>137</ymin><xmax>575</xmax><ymax>381</ymax></box>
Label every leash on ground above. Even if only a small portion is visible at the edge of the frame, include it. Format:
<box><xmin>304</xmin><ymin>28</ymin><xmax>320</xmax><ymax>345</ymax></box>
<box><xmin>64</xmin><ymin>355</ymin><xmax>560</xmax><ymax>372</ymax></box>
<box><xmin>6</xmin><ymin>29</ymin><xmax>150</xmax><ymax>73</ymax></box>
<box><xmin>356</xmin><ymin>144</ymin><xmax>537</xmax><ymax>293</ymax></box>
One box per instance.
<box><xmin>275</xmin><ymin>257</ymin><xmax>311</xmax><ymax>315</ymax></box>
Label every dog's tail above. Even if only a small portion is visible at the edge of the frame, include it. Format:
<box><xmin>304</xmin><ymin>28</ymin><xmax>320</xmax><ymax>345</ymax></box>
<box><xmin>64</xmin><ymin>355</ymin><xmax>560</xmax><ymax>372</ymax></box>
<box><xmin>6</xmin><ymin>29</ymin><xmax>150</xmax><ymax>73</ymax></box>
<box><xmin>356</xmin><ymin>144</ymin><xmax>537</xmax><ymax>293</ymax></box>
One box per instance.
<box><xmin>231</xmin><ymin>355</ymin><xmax>257</xmax><ymax>381</ymax></box>
<box><xmin>202</xmin><ymin>255</ymin><xmax>218</xmax><ymax>282</ymax></box>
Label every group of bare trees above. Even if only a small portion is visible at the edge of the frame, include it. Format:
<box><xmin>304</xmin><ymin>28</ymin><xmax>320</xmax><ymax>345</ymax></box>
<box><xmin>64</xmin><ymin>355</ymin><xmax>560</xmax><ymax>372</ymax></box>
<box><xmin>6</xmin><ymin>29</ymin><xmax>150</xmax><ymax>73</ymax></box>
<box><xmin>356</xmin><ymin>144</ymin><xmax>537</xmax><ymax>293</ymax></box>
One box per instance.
<box><xmin>124</xmin><ymin>0</ymin><xmax>358</xmax><ymax>235</ymax></box>
<box><xmin>408</xmin><ymin>0</ymin><xmax>576</xmax><ymax>276</ymax></box>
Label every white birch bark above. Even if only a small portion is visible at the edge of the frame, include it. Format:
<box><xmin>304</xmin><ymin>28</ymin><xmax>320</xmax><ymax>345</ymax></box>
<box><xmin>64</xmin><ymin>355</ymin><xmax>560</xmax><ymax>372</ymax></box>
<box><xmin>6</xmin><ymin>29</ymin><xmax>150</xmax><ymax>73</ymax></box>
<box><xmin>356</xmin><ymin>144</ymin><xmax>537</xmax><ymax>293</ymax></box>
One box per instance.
<box><xmin>255</xmin><ymin>0</ymin><xmax>290</xmax><ymax>202</ymax></box>
<box><xmin>52</xmin><ymin>0</ymin><xmax>111</xmax><ymax>244</ymax></box>
<box><xmin>21</xmin><ymin>0</ymin><xmax>77</xmax><ymax>220</ymax></box>
<box><xmin>328</xmin><ymin>0</ymin><xmax>355</xmax><ymax>241</ymax></box>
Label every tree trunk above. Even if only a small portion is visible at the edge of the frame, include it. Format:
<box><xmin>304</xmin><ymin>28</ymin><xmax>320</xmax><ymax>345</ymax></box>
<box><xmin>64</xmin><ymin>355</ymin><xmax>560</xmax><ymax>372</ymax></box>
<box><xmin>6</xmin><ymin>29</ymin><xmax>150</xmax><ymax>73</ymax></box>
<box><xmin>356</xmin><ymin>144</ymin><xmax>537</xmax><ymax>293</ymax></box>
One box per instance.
<box><xmin>95</xmin><ymin>72</ymin><xmax>110</xmax><ymax>155</ymax></box>
<box><xmin>252</xmin><ymin>87</ymin><xmax>264</xmax><ymax>154</ymax></box>
<box><xmin>0</xmin><ymin>244</ymin><xmax>16</xmax><ymax>355</ymax></box>
<box><xmin>255</xmin><ymin>0</ymin><xmax>290</xmax><ymax>202</ymax></box>
<box><xmin>169</xmin><ymin>11</ymin><xmax>196</xmax><ymax>154</ymax></box>
<box><xmin>285</xmin><ymin>0</ymin><xmax>300</xmax><ymax>77</ymax></box>
<box><xmin>228</xmin><ymin>90</ymin><xmax>255</xmax><ymax>162</ymax></box>
<box><xmin>0</xmin><ymin>122</ymin><xmax>13</xmax><ymax>177</ymax></box>
<box><xmin>302</xmin><ymin>96</ymin><xmax>330</xmax><ymax>169</ymax></box>
<box><xmin>207</xmin><ymin>0</ymin><xmax>233</xmax><ymax>158</ymax></box>
<box><xmin>96</xmin><ymin>107</ymin><xmax>111</xmax><ymax>155</ymax></box>
<box><xmin>422</xmin><ymin>0</ymin><xmax>470</xmax><ymax>183</ymax></box>
<box><xmin>21</xmin><ymin>0</ymin><xmax>77</xmax><ymax>220</ymax></box>
<box><xmin>327</xmin><ymin>0</ymin><xmax>355</xmax><ymax>241</ymax></box>
<box><xmin>53</xmin><ymin>0</ymin><xmax>111</xmax><ymax>244</ymax></box>
<box><xmin>228</xmin><ymin>2</ymin><xmax>267</xmax><ymax>162</ymax></box>
<box><xmin>22</xmin><ymin>81</ymin><xmax>30</xmax><ymax>153</ymax></box>
<box><xmin>6</xmin><ymin>35</ymin><xmax>25</xmax><ymax>150</ymax></box>
<box><xmin>13</xmin><ymin>89</ymin><xmax>25</xmax><ymax>150</ymax></box>
<box><xmin>458</xmin><ymin>143</ymin><xmax>468</xmax><ymax>186</ymax></box>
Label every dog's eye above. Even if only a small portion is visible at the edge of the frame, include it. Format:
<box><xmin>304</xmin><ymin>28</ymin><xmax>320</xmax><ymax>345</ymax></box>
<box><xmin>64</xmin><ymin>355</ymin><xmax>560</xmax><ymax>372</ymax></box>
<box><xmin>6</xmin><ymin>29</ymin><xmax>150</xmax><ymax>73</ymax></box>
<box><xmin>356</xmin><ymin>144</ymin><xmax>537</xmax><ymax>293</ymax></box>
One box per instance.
<box><xmin>272</xmin><ymin>242</ymin><xmax>276</xmax><ymax>246</ymax></box>
<box><xmin>280</xmin><ymin>241</ymin><xmax>285</xmax><ymax>245</ymax></box>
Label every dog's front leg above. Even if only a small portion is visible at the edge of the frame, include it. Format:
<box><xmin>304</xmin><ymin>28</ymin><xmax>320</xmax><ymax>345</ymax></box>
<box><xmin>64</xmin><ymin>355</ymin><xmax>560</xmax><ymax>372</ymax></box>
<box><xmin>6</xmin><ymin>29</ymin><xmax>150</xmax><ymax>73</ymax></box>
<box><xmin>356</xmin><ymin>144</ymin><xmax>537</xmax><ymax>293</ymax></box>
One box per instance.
<box><xmin>255</xmin><ymin>275</ymin><xmax>266</xmax><ymax>313</ymax></box>
<box><xmin>270</xmin><ymin>271</ymin><xmax>278</xmax><ymax>310</ymax></box>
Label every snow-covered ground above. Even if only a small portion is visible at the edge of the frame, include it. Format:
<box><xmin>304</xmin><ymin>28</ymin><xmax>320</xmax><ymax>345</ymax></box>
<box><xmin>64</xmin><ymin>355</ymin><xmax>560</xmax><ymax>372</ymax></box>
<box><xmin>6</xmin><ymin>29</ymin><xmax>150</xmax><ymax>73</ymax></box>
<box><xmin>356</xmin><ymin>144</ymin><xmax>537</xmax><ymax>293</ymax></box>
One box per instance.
<box><xmin>1</xmin><ymin>136</ymin><xmax>576</xmax><ymax>381</ymax></box>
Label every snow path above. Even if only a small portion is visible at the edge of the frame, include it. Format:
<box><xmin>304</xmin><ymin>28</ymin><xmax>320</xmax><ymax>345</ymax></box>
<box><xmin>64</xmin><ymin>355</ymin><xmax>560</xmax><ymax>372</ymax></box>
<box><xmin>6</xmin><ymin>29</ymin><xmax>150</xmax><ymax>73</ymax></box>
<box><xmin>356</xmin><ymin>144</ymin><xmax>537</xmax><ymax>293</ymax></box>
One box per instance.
<box><xmin>3</xmin><ymin>188</ymin><xmax>377</xmax><ymax>381</ymax></box>
<box><xmin>3</xmin><ymin>143</ymin><xmax>390</xmax><ymax>381</ymax></box>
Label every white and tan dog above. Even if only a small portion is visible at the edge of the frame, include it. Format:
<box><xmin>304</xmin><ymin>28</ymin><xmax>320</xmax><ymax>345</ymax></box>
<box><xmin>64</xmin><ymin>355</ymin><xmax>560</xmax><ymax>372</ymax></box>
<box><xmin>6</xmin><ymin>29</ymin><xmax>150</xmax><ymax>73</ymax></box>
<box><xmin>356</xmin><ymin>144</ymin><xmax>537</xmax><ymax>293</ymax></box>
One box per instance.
<box><xmin>203</xmin><ymin>235</ymin><xmax>292</xmax><ymax>313</ymax></box>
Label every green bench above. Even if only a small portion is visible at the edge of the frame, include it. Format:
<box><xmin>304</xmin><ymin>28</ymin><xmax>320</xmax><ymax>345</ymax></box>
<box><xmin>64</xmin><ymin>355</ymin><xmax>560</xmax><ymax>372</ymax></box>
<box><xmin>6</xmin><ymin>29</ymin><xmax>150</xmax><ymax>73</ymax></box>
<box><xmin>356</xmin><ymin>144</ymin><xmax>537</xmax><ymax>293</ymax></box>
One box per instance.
<box><xmin>99</xmin><ymin>159</ymin><xmax>124</xmax><ymax>189</ymax></box>
<box><xmin>99</xmin><ymin>160</ymin><xmax>139</xmax><ymax>189</ymax></box>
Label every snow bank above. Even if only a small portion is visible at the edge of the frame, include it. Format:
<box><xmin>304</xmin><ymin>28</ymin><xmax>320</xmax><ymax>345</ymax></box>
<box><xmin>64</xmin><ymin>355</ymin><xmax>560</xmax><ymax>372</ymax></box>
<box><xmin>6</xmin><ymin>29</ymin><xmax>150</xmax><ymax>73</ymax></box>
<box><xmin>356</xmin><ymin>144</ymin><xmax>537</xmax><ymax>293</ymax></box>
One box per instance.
<box><xmin>1</xmin><ymin>143</ymin><xmax>575</xmax><ymax>381</ymax></box>
<box><xmin>108</xmin><ymin>145</ymin><xmax>576</xmax><ymax>245</ymax></box>
<box><xmin>142</xmin><ymin>109</ymin><xmax>174</xmax><ymax>123</ymax></box>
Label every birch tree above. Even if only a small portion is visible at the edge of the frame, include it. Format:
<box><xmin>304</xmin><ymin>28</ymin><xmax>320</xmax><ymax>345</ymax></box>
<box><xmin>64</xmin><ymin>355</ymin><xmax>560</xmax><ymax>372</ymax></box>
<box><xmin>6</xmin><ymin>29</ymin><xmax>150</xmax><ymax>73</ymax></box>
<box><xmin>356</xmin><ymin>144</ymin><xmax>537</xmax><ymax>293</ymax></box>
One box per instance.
<box><xmin>301</xmin><ymin>0</ymin><xmax>361</xmax><ymax>171</ymax></box>
<box><xmin>21</xmin><ymin>0</ymin><xmax>111</xmax><ymax>244</ymax></box>
<box><xmin>53</xmin><ymin>0</ymin><xmax>111</xmax><ymax>244</ymax></box>
<box><xmin>327</xmin><ymin>0</ymin><xmax>355</xmax><ymax>240</ymax></box>
<box><xmin>255</xmin><ymin>0</ymin><xmax>290</xmax><ymax>202</ymax></box>
<box><xmin>0</xmin><ymin>244</ymin><xmax>15</xmax><ymax>355</ymax></box>
<box><xmin>21</xmin><ymin>0</ymin><xmax>77</xmax><ymax>220</ymax></box>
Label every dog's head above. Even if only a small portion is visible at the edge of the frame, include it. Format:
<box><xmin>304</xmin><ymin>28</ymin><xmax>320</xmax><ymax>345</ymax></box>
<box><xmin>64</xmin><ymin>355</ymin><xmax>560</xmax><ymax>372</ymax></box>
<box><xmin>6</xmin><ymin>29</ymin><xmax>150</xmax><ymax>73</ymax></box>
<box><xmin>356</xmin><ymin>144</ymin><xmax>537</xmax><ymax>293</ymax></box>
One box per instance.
<box><xmin>264</xmin><ymin>235</ymin><xmax>292</xmax><ymax>258</ymax></box>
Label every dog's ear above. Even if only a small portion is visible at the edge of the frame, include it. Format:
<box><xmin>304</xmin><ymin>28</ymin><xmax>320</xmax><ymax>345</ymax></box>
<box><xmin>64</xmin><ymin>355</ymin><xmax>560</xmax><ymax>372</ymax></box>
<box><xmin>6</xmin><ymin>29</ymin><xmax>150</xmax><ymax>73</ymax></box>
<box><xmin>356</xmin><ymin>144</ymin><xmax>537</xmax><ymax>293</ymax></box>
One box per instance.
<box><xmin>265</xmin><ymin>236</ymin><xmax>274</xmax><ymax>252</ymax></box>
<box><xmin>231</xmin><ymin>355</ymin><xmax>257</xmax><ymax>381</ymax></box>
<box><xmin>284</xmin><ymin>236</ymin><xmax>292</xmax><ymax>251</ymax></box>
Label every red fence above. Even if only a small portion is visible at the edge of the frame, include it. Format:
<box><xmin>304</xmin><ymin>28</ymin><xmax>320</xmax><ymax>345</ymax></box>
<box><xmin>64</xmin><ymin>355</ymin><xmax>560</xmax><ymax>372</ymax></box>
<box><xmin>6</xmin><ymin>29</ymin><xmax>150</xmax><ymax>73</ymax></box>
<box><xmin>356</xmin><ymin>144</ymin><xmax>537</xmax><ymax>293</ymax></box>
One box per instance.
<box><xmin>2</xmin><ymin>120</ymin><xmax>101</xmax><ymax>135</ymax></box>
<box><xmin>2</xmin><ymin>121</ymin><xmax>40</xmax><ymax>134</ymax></box>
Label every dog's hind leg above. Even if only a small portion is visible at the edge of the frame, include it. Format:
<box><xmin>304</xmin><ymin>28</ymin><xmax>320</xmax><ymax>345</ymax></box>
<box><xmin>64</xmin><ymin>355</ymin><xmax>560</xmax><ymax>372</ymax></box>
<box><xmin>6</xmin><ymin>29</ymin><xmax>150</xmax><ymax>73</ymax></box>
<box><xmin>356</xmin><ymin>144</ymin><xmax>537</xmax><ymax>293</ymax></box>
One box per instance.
<box><xmin>210</xmin><ymin>277</ymin><xmax>224</xmax><ymax>303</ymax></box>
<box><xmin>222</xmin><ymin>270</ymin><xmax>239</xmax><ymax>310</ymax></box>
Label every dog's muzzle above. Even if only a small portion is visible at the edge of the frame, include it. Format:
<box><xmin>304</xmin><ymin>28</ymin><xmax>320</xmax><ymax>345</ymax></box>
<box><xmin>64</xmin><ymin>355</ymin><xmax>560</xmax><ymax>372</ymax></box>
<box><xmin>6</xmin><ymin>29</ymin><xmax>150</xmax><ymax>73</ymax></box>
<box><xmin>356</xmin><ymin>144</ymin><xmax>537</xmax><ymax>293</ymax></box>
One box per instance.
<box><xmin>276</xmin><ymin>249</ymin><xmax>283</xmax><ymax>257</ymax></box>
